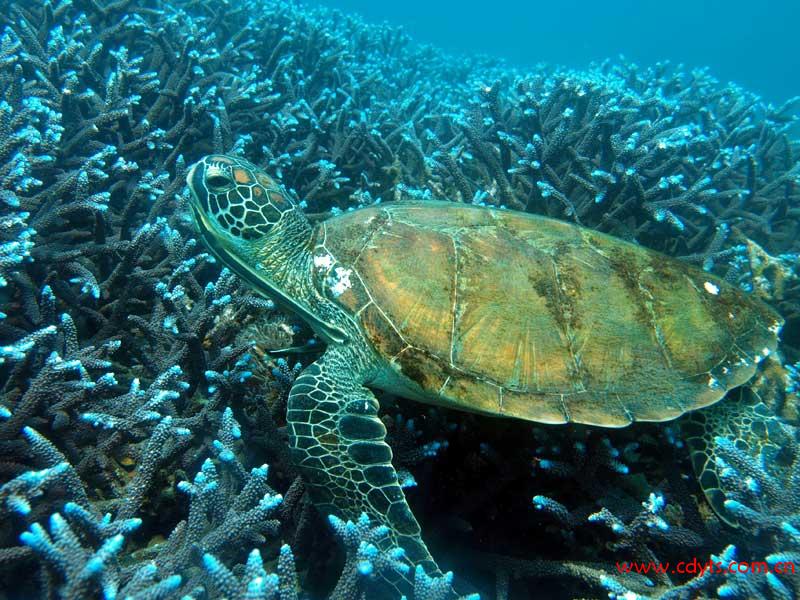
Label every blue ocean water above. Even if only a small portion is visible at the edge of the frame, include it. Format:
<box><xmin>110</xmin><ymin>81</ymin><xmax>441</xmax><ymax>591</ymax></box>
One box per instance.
<box><xmin>321</xmin><ymin>0</ymin><xmax>800</xmax><ymax>104</ymax></box>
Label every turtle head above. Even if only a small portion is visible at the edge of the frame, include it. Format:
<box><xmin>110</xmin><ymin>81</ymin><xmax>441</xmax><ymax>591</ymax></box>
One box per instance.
<box><xmin>185</xmin><ymin>155</ymin><xmax>347</xmax><ymax>341</ymax></box>
<box><xmin>186</xmin><ymin>154</ymin><xmax>313</xmax><ymax>296</ymax></box>
<box><xmin>186</xmin><ymin>154</ymin><xmax>314</xmax><ymax>276</ymax></box>
<box><xmin>186</xmin><ymin>154</ymin><xmax>301</xmax><ymax>244</ymax></box>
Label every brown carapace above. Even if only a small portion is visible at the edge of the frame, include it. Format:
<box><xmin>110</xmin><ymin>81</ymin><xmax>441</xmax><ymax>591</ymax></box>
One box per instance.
<box><xmin>315</xmin><ymin>202</ymin><xmax>782</xmax><ymax>427</ymax></box>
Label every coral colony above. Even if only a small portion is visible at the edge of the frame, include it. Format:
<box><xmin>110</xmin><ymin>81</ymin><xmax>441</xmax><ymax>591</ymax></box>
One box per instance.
<box><xmin>0</xmin><ymin>0</ymin><xmax>799</xmax><ymax>598</ymax></box>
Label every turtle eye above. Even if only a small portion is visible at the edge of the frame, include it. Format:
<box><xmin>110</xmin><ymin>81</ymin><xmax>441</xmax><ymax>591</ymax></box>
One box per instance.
<box><xmin>206</xmin><ymin>174</ymin><xmax>233</xmax><ymax>191</ymax></box>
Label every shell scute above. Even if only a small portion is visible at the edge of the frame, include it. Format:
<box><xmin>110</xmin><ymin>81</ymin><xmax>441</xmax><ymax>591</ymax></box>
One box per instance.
<box><xmin>500</xmin><ymin>389</ymin><xmax>569</xmax><ymax>425</ymax></box>
<box><xmin>360</xmin><ymin>303</ymin><xmax>406</xmax><ymax>358</ymax></box>
<box><xmin>395</xmin><ymin>347</ymin><xmax>451</xmax><ymax>397</ymax></box>
<box><xmin>355</xmin><ymin>219</ymin><xmax>455</xmax><ymax>354</ymax></box>
<box><xmin>452</xmin><ymin>225</ymin><xmax>572</xmax><ymax>390</ymax></box>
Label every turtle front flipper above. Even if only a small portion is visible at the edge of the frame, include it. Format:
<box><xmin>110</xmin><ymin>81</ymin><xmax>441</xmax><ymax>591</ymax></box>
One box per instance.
<box><xmin>681</xmin><ymin>386</ymin><xmax>796</xmax><ymax>526</ymax></box>
<box><xmin>287</xmin><ymin>347</ymin><xmax>441</xmax><ymax>597</ymax></box>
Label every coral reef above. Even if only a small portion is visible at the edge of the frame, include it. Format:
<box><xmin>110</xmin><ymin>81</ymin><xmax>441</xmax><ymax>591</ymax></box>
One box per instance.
<box><xmin>0</xmin><ymin>0</ymin><xmax>798</xmax><ymax>598</ymax></box>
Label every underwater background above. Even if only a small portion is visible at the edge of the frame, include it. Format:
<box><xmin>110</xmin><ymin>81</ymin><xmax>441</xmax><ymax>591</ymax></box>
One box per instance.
<box><xmin>324</xmin><ymin>0</ymin><xmax>800</xmax><ymax>105</ymax></box>
<box><xmin>0</xmin><ymin>0</ymin><xmax>798</xmax><ymax>598</ymax></box>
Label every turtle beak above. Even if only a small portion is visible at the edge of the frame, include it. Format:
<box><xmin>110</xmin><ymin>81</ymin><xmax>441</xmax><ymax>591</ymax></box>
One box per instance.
<box><xmin>185</xmin><ymin>160</ymin><xmax>212</xmax><ymax>234</ymax></box>
<box><xmin>186</xmin><ymin>160</ymin><xmax>201</xmax><ymax>196</ymax></box>
<box><xmin>186</xmin><ymin>160</ymin><xmax>211</xmax><ymax>213</ymax></box>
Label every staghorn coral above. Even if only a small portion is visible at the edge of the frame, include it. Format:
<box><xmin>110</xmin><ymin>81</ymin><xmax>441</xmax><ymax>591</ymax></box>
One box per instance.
<box><xmin>0</xmin><ymin>0</ymin><xmax>797</xmax><ymax>598</ymax></box>
<box><xmin>597</xmin><ymin>424</ymin><xmax>800</xmax><ymax>600</ymax></box>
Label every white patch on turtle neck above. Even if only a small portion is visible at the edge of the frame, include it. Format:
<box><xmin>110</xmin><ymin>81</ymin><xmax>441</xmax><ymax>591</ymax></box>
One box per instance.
<box><xmin>328</xmin><ymin>267</ymin><xmax>352</xmax><ymax>297</ymax></box>
<box><xmin>314</xmin><ymin>253</ymin><xmax>333</xmax><ymax>270</ymax></box>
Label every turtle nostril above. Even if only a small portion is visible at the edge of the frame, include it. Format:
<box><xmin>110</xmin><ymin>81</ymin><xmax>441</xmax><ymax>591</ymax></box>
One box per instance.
<box><xmin>206</xmin><ymin>175</ymin><xmax>232</xmax><ymax>189</ymax></box>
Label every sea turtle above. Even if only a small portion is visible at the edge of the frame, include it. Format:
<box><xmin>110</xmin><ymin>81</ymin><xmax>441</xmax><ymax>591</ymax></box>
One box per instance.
<box><xmin>186</xmin><ymin>154</ymin><xmax>786</xmax><ymax>595</ymax></box>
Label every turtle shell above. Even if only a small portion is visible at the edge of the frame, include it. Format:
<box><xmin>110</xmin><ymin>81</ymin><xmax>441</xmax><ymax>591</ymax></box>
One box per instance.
<box><xmin>311</xmin><ymin>202</ymin><xmax>783</xmax><ymax>427</ymax></box>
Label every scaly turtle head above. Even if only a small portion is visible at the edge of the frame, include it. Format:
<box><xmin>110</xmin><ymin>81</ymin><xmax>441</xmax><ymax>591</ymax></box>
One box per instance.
<box><xmin>186</xmin><ymin>154</ymin><xmax>347</xmax><ymax>343</ymax></box>
<box><xmin>186</xmin><ymin>154</ymin><xmax>312</xmax><ymax>277</ymax></box>
<box><xmin>186</xmin><ymin>154</ymin><xmax>302</xmax><ymax>241</ymax></box>
<box><xmin>186</xmin><ymin>153</ymin><xmax>306</xmax><ymax>290</ymax></box>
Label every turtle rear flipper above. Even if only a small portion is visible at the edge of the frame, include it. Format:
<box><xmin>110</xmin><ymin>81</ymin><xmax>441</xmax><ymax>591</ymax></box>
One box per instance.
<box><xmin>681</xmin><ymin>386</ymin><xmax>796</xmax><ymax>526</ymax></box>
<box><xmin>287</xmin><ymin>346</ymin><xmax>442</xmax><ymax>597</ymax></box>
